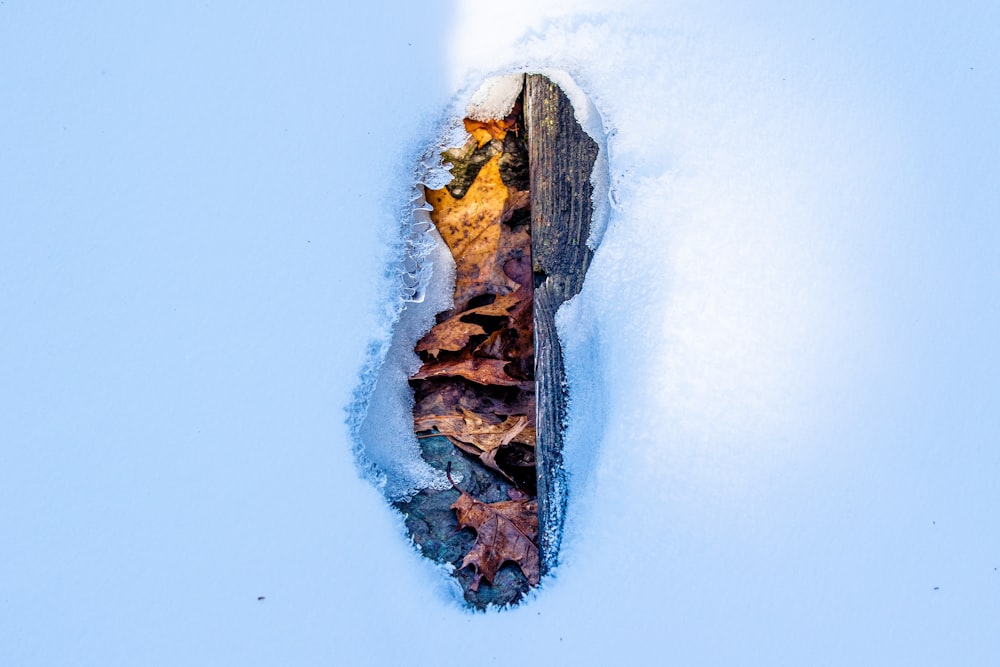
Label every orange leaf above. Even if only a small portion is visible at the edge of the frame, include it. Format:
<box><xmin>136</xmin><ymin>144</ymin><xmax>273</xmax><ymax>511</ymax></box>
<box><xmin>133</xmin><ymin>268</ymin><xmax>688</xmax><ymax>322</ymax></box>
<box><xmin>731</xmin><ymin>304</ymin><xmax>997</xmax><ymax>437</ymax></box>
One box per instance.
<box><xmin>464</xmin><ymin>117</ymin><xmax>517</xmax><ymax>147</ymax></box>
<box><xmin>424</xmin><ymin>156</ymin><xmax>528</xmax><ymax>311</ymax></box>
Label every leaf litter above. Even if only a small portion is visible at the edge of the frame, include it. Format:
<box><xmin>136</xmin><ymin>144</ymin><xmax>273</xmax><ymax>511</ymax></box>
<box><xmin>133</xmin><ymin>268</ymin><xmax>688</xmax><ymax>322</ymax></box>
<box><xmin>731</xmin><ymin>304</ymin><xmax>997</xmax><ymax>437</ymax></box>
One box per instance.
<box><xmin>396</xmin><ymin>89</ymin><xmax>539</xmax><ymax>609</ymax></box>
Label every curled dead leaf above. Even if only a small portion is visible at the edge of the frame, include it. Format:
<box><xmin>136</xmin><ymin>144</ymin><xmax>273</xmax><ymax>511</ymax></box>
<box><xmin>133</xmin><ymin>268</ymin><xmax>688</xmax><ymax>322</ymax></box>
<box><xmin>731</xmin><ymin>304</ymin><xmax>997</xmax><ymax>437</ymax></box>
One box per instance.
<box><xmin>415</xmin><ymin>320</ymin><xmax>486</xmax><ymax>358</ymax></box>
<box><xmin>415</xmin><ymin>411</ymin><xmax>531</xmax><ymax>453</ymax></box>
<box><xmin>411</xmin><ymin>357</ymin><xmax>527</xmax><ymax>388</ymax></box>
<box><xmin>415</xmin><ymin>292</ymin><xmax>524</xmax><ymax>360</ymax></box>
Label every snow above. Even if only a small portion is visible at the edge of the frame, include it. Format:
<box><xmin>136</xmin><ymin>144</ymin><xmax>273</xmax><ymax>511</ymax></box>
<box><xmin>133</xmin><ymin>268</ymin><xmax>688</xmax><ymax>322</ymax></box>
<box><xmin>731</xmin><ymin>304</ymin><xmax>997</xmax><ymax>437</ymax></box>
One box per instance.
<box><xmin>353</xmin><ymin>70</ymin><xmax>608</xmax><ymax>505</ymax></box>
<box><xmin>464</xmin><ymin>73</ymin><xmax>523</xmax><ymax>122</ymax></box>
<box><xmin>350</xmin><ymin>185</ymin><xmax>454</xmax><ymax>500</ymax></box>
<box><xmin>2</xmin><ymin>1</ymin><xmax>999</xmax><ymax>665</ymax></box>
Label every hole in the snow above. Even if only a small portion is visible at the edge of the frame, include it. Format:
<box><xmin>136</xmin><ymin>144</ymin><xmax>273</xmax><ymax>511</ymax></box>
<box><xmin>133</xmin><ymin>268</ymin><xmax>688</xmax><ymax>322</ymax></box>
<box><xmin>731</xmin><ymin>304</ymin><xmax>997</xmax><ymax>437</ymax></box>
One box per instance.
<box><xmin>350</xmin><ymin>70</ymin><xmax>607</xmax><ymax>611</ymax></box>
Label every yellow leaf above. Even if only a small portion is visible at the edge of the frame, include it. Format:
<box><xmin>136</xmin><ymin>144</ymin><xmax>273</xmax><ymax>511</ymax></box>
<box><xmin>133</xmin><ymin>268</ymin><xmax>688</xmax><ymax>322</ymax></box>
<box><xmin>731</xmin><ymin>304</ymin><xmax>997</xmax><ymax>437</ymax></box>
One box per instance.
<box><xmin>424</xmin><ymin>156</ymin><xmax>527</xmax><ymax>310</ymax></box>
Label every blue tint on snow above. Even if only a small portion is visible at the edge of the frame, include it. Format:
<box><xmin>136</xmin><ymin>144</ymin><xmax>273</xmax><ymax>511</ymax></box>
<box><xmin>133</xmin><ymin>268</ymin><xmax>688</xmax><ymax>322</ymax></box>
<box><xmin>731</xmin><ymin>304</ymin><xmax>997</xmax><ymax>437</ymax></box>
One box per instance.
<box><xmin>2</xmin><ymin>1</ymin><xmax>998</xmax><ymax>665</ymax></box>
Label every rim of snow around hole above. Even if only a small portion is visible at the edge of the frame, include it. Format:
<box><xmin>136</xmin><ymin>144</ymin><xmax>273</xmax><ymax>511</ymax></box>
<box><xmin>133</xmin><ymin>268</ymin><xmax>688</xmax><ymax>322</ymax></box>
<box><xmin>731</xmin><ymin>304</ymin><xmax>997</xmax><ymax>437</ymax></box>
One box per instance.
<box><xmin>348</xmin><ymin>69</ymin><xmax>611</xmax><ymax>610</ymax></box>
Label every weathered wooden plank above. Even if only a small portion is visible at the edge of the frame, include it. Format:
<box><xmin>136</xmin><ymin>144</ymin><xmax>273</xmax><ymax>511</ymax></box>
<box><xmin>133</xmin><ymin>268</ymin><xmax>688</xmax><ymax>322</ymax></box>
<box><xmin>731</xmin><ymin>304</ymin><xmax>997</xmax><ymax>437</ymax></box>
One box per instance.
<box><xmin>526</xmin><ymin>74</ymin><xmax>599</xmax><ymax>572</ymax></box>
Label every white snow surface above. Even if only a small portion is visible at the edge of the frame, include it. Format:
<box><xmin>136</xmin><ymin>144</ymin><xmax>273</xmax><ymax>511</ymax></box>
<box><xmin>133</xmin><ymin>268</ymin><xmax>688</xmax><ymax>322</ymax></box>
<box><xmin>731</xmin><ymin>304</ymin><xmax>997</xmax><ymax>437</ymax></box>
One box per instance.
<box><xmin>2</xmin><ymin>1</ymin><xmax>998</xmax><ymax>665</ymax></box>
<box><xmin>465</xmin><ymin>73</ymin><xmax>523</xmax><ymax>121</ymax></box>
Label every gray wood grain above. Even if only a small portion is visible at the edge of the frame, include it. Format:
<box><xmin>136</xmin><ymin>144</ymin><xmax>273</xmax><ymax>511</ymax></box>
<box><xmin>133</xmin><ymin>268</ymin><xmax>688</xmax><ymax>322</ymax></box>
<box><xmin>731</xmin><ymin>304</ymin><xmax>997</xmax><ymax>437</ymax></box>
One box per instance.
<box><xmin>526</xmin><ymin>74</ymin><xmax>599</xmax><ymax>572</ymax></box>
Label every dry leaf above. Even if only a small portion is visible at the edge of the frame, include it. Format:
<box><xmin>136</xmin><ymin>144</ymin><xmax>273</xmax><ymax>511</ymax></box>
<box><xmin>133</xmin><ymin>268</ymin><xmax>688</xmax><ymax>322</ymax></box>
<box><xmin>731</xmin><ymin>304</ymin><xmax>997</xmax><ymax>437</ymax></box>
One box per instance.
<box><xmin>416</xmin><ymin>411</ymin><xmax>530</xmax><ymax>453</ymax></box>
<box><xmin>415</xmin><ymin>319</ymin><xmax>486</xmax><ymax>358</ymax></box>
<box><xmin>415</xmin><ymin>292</ymin><xmax>523</xmax><ymax>360</ymax></box>
<box><xmin>412</xmin><ymin>379</ymin><xmax>536</xmax><ymax>424</ymax></box>
<box><xmin>409</xmin><ymin>94</ymin><xmax>541</xmax><ymax>601</ymax></box>
<box><xmin>424</xmin><ymin>156</ymin><xmax>528</xmax><ymax>311</ymax></box>
<box><xmin>411</xmin><ymin>357</ymin><xmax>525</xmax><ymax>387</ymax></box>
<box><xmin>452</xmin><ymin>492</ymin><xmax>539</xmax><ymax>591</ymax></box>
<box><xmin>464</xmin><ymin>116</ymin><xmax>517</xmax><ymax>147</ymax></box>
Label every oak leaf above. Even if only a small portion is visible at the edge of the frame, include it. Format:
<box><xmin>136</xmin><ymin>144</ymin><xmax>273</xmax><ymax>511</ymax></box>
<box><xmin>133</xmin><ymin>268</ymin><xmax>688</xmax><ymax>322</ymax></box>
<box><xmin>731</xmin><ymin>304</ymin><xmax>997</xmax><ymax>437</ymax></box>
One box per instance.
<box><xmin>415</xmin><ymin>407</ymin><xmax>535</xmax><ymax>488</ymax></box>
<box><xmin>416</xmin><ymin>410</ymin><xmax>532</xmax><ymax>451</ymax></box>
<box><xmin>414</xmin><ymin>319</ymin><xmax>486</xmax><ymax>358</ymax></box>
<box><xmin>415</xmin><ymin>292</ymin><xmax>523</xmax><ymax>360</ymax></box>
<box><xmin>408</xmin><ymin>96</ymin><xmax>540</xmax><ymax>602</ymax></box>
<box><xmin>424</xmin><ymin>156</ymin><xmax>529</xmax><ymax>311</ymax></box>
<box><xmin>410</xmin><ymin>357</ymin><xmax>526</xmax><ymax>387</ymax></box>
<box><xmin>452</xmin><ymin>492</ymin><xmax>539</xmax><ymax>591</ymax></box>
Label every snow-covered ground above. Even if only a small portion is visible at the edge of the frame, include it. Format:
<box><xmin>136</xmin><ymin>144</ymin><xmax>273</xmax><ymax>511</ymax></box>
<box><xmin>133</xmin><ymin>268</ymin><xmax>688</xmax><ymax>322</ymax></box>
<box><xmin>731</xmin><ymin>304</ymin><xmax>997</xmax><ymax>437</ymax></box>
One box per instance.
<box><xmin>2</xmin><ymin>1</ymin><xmax>998</xmax><ymax>664</ymax></box>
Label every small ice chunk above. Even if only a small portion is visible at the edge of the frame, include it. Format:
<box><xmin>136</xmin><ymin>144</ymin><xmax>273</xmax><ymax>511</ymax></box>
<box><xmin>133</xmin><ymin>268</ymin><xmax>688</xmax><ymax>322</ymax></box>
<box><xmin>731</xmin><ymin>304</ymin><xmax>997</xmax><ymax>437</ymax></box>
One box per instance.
<box><xmin>466</xmin><ymin>73</ymin><xmax>524</xmax><ymax>121</ymax></box>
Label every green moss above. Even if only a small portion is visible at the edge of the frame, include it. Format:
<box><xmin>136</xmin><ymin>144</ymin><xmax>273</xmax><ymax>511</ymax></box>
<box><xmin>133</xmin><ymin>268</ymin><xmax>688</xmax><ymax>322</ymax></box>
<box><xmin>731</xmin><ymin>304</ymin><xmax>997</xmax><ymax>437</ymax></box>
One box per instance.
<box><xmin>441</xmin><ymin>137</ymin><xmax>501</xmax><ymax>199</ymax></box>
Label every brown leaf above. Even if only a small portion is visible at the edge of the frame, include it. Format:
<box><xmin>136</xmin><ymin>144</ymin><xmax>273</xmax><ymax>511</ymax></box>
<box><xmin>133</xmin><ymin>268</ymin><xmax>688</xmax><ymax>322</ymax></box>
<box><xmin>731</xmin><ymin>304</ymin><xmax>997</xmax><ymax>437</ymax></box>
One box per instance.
<box><xmin>499</xmin><ymin>294</ymin><xmax>534</xmax><ymax>370</ymax></box>
<box><xmin>473</xmin><ymin>329</ymin><xmax>506</xmax><ymax>360</ymax></box>
<box><xmin>409</xmin><ymin>97</ymin><xmax>541</xmax><ymax>601</ymax></box>
<box><xmin>412</xmin><ymin>379</ymin><xmax>536</xmax><ymax>424</ymax></box>
<box><xmin>415</xmin><ymin>320</ymin><xmax>486</xmax><ymax>358</ymax></box>
<box><xmin>416</xmin><ymin>411</ymin><xmax>530</xmax><ymax>453</ymax></box>
<box><xmin>460</xmin><ymin>291</ymin><xmax>523</xmax><ymax>318</ymax></box>
<box><xmin>415</xmin><ymin>292</ymin><xmax>523</xmax><ymax>360</ymax></box>
<box><xmin>410</xmin><ymin>357</ymin><xmax>525</xmax><ymax>387</ymax></box>
<box><xmin>452</xmin><ymin>492</ymin><xmax>539</xmax><ymax>591</ymax></box>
